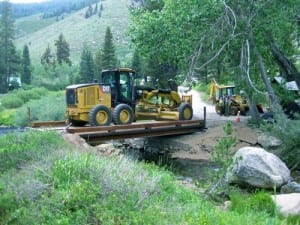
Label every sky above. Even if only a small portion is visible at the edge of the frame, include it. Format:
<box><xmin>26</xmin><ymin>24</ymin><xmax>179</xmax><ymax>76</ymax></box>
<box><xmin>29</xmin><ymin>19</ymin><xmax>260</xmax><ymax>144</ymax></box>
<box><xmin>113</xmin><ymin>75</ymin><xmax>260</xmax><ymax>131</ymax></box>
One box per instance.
<box><xmin>0</xmin><ymin>0</ymin><xmax>49</xmax><ymax>3</ymax></box>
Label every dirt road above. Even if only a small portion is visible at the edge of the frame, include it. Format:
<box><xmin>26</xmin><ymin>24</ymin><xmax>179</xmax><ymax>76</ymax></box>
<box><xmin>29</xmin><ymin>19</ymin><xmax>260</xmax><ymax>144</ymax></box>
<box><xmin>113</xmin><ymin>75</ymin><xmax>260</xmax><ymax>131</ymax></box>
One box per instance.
<box><xmin>151</xmin><ymin>89</ymin><xmax>259</xmax><ymax>161</ymax></box>
<box><xmin>190</xmin><ymin>89</ymin><xmax>248</xmax><ymax>127</ymax></box>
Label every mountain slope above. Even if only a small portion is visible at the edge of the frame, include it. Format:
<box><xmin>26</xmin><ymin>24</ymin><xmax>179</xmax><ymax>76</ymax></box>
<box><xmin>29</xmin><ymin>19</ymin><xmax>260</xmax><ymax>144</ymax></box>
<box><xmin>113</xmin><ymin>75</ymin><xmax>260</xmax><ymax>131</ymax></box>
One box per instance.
<box><xmin>15</xmin><ymin>0</ymin><xmax>132</xmax><ymax>66</ymax></box>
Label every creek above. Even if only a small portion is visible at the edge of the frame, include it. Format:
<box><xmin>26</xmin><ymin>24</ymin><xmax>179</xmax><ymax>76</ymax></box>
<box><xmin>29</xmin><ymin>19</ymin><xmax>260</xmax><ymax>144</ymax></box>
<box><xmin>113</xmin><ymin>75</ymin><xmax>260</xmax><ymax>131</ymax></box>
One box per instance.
<box><xmin>119</xmin><ymin>136</ymin><xmax>300</xmax><ymax>188</ymax></box>
<box><xmin>119</xmin><ymin>136</ymin><xmax>220</xmax><ymax>187</ymax></box>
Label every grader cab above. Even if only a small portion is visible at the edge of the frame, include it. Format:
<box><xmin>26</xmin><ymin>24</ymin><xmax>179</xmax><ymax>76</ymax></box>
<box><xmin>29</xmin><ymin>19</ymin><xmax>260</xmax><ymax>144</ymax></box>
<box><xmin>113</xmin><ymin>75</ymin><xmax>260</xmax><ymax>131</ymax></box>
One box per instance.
<box><xmin>66</xmin><ymin>68</ymin><xmax>193</xmax><ymax>126</ymax></box>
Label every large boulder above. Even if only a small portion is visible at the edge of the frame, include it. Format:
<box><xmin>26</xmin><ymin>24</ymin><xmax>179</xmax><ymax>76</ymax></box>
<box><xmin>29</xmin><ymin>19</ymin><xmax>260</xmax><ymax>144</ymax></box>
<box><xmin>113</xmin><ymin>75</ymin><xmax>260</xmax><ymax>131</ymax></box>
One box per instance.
<box><xmin>225</xmin><ymin>147</ymin><xmax>291</xmax><ymax>189</ymax></box>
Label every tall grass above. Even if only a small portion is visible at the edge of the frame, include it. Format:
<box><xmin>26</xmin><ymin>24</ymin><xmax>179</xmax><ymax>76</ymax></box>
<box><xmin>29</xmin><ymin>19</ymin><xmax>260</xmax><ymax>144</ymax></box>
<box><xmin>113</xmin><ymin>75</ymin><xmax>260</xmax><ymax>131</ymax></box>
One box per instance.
<box><xmin>0</xmin><ymin>131</ymin><xmax>294</xmax><ymax>225</ymax></box>
<box><xmin>0</xmin><ymin>87</ymin><xmax>48</xmax><ymax>109</ymax></box>
<box><xmin>13</xmin><ymin>91</ymin><xmax>66</xmax><ymax>127</ymax></box>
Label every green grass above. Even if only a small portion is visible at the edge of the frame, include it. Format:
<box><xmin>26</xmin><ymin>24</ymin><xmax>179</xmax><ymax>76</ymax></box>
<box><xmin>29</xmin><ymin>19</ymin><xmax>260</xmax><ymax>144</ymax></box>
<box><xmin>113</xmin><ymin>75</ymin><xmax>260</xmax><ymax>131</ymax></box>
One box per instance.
<box><xmin>15</xmin><ymin>14</ymin><xmax>58</xmax><ymax>38</ymax></box>
<box><xmin>0</xmin><ymin>130</ymin><xmax>296</xmax><ymax>225</ymax></box>
<box><xmin>13</xmin><ymin>91</ymin><xmax>66</xmax><ymax>127</ymax></box>
<box><xmin>0</xmin><ymin>89</ymin><xmax>65</xmax><ymax>126</ymax></box>
<box><xmin>15</xmin><ymin>0</ymin><xmax>132</xmax><ymax>67</ymax></box>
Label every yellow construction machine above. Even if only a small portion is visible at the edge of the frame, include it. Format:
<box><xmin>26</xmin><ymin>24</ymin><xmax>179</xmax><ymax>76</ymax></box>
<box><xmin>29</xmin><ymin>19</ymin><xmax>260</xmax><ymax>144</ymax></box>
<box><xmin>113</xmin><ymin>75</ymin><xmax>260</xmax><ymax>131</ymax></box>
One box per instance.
<box><xmin>65</xmin><ymin>68</ymin><xmax>193</xmax><ymax>126</ymax></box>
<box><xmin>209</xmin><ymin>79</ymin><xmax>249</xmax><ymax>116</ymax></box>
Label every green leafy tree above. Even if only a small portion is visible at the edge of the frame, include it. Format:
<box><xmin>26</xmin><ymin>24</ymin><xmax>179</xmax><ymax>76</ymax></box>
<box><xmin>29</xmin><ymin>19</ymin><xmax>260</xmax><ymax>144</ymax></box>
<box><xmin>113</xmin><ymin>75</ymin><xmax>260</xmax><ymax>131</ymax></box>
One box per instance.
<box><xmin>129</xmin><ymin>0</ymin><xmax>299</xmax><ymax>120</ymax></box>
<box><xmin>101</xmin><ymin>26</ymin><xmax>117</xmax><ymax>69</ymax></box>
<box><xmin>21</xmin><ymin>44</ymin><xmax>32</xmax><ymax>85</ymax></box>
<box><xmin>54</xmin><ymin>33</ymin><xmax>71</xmax><ymax>66</ymax></box>
<box><xmin>131</xmin><ymin>50</ymin><xmax>142</xmax><ymax>74</ymax></box>
<box><xmin>79</xmin><ymin>45</ymin><xmax>94</xmax><ymax>83</ymax></box>
<box><xmin>0</xmin><ymin>1</ymin><xmax>20</xmax><ymax>93</ymax></box>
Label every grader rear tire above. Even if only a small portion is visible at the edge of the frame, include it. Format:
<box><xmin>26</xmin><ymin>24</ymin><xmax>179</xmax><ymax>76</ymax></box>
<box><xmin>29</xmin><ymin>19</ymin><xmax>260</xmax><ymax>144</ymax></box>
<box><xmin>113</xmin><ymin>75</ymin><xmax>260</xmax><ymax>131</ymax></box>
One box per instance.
<box><xmin>88</xmin><ymin>105</ymin><xmax>112</xmax><ymax>126</ymax></box>
<box><xmin>179</xmin><ymin>103</ymin><xmax>193</xmax><ymax>120</ymax></box>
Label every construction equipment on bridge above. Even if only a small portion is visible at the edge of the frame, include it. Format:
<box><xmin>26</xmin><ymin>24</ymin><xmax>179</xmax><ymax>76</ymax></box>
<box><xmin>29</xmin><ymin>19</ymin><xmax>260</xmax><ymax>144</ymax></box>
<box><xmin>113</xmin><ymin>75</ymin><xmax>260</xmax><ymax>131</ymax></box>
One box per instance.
<box><xmin>209</xmin><ymin>79</ymin><xmax>249</xmax><ymax>116</ymax></box>
<box><xmin>66</xmin><ymin>68</ymin><xmax>193</xmax><ymax>126</ymax></box>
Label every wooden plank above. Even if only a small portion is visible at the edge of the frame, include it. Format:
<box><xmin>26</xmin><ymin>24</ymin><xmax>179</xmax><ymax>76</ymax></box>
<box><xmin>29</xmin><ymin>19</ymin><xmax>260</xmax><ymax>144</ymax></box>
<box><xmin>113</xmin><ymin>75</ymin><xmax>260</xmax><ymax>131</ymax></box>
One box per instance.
<box><xmin>66</xmin><ymin>120</ymin><xmax>205</xmax><ymax>134</ymax></box>
<box><xmin>31</xmin><ymin>121</ymin><xmax>67</xmax><ymax>128</ymax></box>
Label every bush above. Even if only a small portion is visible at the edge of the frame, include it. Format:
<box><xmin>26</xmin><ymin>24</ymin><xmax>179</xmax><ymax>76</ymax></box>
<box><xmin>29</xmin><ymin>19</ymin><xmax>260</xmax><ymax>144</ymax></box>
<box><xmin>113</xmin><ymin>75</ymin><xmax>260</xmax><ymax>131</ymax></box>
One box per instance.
<box><xmin>1</xmin><ymin>95</ymin><xmax>24</xmax><ymax>109</ymax></box>
<box><xmin>230</xmin><ymin>191</ymin><xmax>277</xmax><ymax>216</ymax></box>
<box><xmin>13</xmin><ymin>92</ymin><xmax>66</xmax><ymax>127</ymax></box>
<box><xmin>263</xmin><ymin>112</ymin><xmax>300</xmax><ymax>169</ymax></box>
<box><xmin>0</xmin><ymin>88</ymin><xmax>50</xmax><ymax>110</ymax></box>
<box><xmin>0</xmin><ymin>131</ymin><xmax>63</xmax><ymax>173</ymax></box>
<box><xmin>15</xmin><ymin>88</ymin><xmax>48</xmax><ymax>102</ymax></box>
<box><xmin>0</xmin><ymin>112</ymin><xmax>14</xmax><ymax>126</ymax></box>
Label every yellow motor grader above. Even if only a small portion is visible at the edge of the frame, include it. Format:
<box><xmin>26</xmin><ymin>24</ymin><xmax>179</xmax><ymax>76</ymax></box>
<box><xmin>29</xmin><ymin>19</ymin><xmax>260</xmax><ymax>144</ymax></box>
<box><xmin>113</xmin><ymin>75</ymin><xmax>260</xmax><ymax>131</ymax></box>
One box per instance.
<box><xmin>209</xmin><ymin>79</ymin><xmax>249</xmax><ymax>116</ymax></box>
<box><xmin>65</xmin><ymin>68</ymin><xmax>193</xmax><ymax>126</ymax></box>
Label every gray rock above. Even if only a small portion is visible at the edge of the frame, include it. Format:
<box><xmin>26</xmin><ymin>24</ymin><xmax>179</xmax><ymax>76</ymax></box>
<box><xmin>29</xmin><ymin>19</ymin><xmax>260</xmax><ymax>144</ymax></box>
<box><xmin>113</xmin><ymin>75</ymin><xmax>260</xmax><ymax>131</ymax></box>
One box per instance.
<box><xmin>281</xmin><ymin>181</ymin><xmax>300</xmax><ymax>194</ymax></box>
<box><xmin>257</xmin><ymin>134</ymin><xmax>282</xmax><ymax>150</ymax></box>
<box><xmin>271</xmin><ymin>193</ymin><xmax>300</xmax><ymax>216</ymax></box>
<box><xmin>226</xmin><ymin>147</ymin><xmax>291</xmax><ymax>188</ymax></box>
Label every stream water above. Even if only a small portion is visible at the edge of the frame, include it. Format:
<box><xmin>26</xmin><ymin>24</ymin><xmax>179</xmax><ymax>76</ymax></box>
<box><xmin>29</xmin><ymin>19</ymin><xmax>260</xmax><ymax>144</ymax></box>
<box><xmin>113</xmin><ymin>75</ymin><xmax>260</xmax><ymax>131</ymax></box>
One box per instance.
<box><xmin>120</xmin><ymin>138</ymin><xmax>220</xmax><ymax>187</ymax></box>
<box><xmin>120</xmin><ymin>138</ymin><xmax>300</xmax><ymax>187</ymax></box>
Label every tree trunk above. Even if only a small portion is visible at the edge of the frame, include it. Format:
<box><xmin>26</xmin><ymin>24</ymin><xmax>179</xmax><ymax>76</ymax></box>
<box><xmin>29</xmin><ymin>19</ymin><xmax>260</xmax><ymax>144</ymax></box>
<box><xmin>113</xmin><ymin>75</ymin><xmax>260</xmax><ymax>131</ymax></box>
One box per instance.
<box><xmin>256</xmin><ymin>52</ymin><xmax>279</xmax><ymax>104</ymax></box>
<box><xmin>270</xmin><ymin>42</ymin><xmax>300</xmax><ymax>88</ymax></box>
<box><xmin>0</xmin><ymin>75</ymin><xmax>8</xmax><ymax>93</ymax></box>
<box><xmin>248</xmin><ymin>94</ymin><xmax>260</xmax><ymax>127</ymax></box>
<box><xmin>247</xmin><ymin>23</ymin><xmax>279</xmax><ymax>105</ymax></box>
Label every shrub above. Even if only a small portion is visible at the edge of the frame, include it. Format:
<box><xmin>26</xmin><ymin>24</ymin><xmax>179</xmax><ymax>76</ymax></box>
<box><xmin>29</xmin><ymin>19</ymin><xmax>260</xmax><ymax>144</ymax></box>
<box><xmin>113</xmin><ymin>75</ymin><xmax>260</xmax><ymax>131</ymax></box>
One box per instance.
<box><xmin>13</xmin><ymin>92</ymin><xmax>66</xmax><ymax>127</ymax></box>
<box><xmin>0</xmin><ymin>131</ymin><xmax>63</xmax><ymax>173</ymax></box>
<box><xmin>263</xmin><ymin>112</ymin><xmax>300</xmax><ymax>170</ymax></box>
<box><xmin>0</xmin><ymin>112</ymin><xmax>14</xmax><ymax>126</ymax></box>
<box><xmin>230</xmin><ymin>191</ymin><xmax>277</xmax><ymax>216</ymax></box>
<box><xmin>0</xmin><ymin>182</ymin><xmax>18</xmax><ymax>224</ymax></box>
<box><xmin>15</xmin><ymin>88</ymin><xmax>47</xmax><ymax>102</ymax></box>
<box><xmin>1</xmin><ymin>95</ymin><xmax>24</xmax><ymax>109</ymax></box>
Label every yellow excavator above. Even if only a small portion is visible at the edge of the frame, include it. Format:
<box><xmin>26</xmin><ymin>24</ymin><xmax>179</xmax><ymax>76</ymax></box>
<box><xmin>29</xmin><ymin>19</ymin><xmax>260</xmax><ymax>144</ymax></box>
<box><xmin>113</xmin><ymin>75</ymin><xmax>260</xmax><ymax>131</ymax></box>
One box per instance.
<box><xmin>209</xmin><ymin>79</ymin><xmax>249</xmax><ymax>116</ymax></box>
<box><xmin>65</xmin><ymin>68</ymin><xmax>193</xmax><ymax>126</ymax></box>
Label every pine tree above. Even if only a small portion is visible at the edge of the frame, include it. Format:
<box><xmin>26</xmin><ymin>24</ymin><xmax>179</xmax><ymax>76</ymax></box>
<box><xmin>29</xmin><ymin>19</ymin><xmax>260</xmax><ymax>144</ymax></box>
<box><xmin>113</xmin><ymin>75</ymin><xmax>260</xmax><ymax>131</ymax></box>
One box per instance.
<box><xmin>0</xmin><ymin>1</ymin><xmax>20</xmax><ymax>93</ymax></box>
<box><xmin>85</xmin><ymin>5</ymin><xmax>93</xmax><ymax>18</ymax></box>
<box><xmin>101</xmin><ymin>26</ymin><xmax>117</xmax><ymax>69</ymax></box>
<box><xmin>94</xmin><ymin>3</ymin><xmax>98</xmax><ymax>15</ymax></box>
<box><xmin>22</xmin><ymin>44</ymin><xmax>32</xmax><ymax>85</ymax></box>
<box><xmin>79</xmin><ymin>45</ymin><xmax>94</xmax><ymax>83</ymax></box>
<box><xmin>55</xmin><ymin>33</ymin><xmax>71</xmax><ymax>66</ymax></box>
<box><xmin>41</xmin><ymin>45</ymin><xmax>56</xmax><ymax>70</ymax></box>
<box><xmin>94</xmin><ymin>49</ymin><xmax>102</xmax><ymax>80</ymax></box>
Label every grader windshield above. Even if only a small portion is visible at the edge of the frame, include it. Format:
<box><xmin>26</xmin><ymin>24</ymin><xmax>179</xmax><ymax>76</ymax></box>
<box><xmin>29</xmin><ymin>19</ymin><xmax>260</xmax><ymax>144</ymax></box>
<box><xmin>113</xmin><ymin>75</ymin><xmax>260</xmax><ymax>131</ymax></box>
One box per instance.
<box><xmin>101</xmin><ymin>68</ymin><xmax>135</xmax><ymax>107</ymax></box>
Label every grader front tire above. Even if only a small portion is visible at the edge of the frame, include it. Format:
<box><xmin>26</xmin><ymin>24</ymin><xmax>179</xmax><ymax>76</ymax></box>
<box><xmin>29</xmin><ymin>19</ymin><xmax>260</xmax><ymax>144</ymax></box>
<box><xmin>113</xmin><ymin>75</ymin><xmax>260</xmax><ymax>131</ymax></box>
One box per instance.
<box><xmin>88</xmin><ymin>105</ymin><xmax>112</xmax><ymax>126</ymax></box>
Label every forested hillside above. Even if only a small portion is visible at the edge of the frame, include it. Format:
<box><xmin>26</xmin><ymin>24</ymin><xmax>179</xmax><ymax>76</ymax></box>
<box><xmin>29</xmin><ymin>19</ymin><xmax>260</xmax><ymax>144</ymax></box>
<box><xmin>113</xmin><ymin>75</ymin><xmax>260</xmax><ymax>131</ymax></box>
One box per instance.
<box><xmin>1</xmin><ymin>0</ymin><xmax>99</xmax><ymax>18</ymax></box>
<box><xmin>15</xmin><ymin>0</ymin><xmax>131</xmax><ymax>66</ymax></box>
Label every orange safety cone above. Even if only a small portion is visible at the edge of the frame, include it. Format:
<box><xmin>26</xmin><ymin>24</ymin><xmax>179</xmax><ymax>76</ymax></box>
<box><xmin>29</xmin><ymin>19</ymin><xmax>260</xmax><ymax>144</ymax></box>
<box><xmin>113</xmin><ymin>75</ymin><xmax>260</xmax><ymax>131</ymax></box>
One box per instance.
<box><xmin>236</xmin><ymin>111</ymin><xmax>241</xmax><ymax>123</ymax></box>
